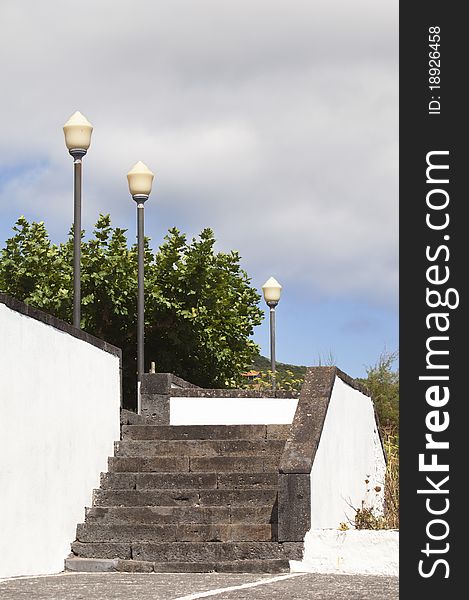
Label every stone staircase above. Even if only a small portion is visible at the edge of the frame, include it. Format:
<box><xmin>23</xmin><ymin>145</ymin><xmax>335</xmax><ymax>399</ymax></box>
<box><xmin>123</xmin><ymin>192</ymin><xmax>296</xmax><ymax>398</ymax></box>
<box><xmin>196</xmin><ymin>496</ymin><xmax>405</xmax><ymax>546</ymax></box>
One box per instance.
<box><xmin>65</xmin><ymin>423</ymin><xmax>304</xmax><ymax>573</ymax></box>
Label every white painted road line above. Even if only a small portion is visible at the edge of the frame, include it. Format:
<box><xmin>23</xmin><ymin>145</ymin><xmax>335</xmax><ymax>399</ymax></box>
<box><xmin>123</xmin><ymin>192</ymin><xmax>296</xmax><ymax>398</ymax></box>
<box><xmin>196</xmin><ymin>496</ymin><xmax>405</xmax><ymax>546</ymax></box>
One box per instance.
<box><xmin>172</xmin><ymin>573</ymin><xmax>306</xmax><ymax>600</ymax></box>
<box><xmin>0</xmin><ymin>572</ymin><xmax>65</xmax><ymax>583</ymax></box>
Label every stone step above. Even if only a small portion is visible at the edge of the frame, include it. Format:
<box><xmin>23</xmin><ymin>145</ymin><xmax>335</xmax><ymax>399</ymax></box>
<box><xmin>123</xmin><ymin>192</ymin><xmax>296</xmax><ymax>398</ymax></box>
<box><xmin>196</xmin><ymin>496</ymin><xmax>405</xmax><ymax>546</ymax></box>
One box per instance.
<box><xmin>108</xmin><ymin>455</ymin><xmax>279</xmax><ymax>473</ymax></box>
<box><xmin>71</xmin><ymin>540</ymin><xmax>303</xmax><ymax>562</ymax></box>
<box><xmin>100</xmin><ymin>472</ymin><xmax>279</xmax><ymax>491</ymax></box>
<box><xmin>101</xmin><ymin>472</ymin><xmax>216</xmax><ymax>491</ymax></box>
<box><xmin>92</xmin><ymin>488</ymin><xmax>278</xmax><ymax>507</ymax></box>
<box><xmin>217</xmin><ymin>473</ymin><xmax>279</xmax><ymax>489</ymax></box>
<box><xmin>76</xmin><ymin>523</ymin><xmax>275</xmax><ymax>543</ymax></box>
<box><xmin>114</xmin><ymin>439</ymin><xmax>286</xmax><ymax>458</ymax></box>
<box><xmin>65</xmin><ymin>556</ymin><xmax>291</xmax><ymax>574</ymax></box>
<box><xmin>85</xmin><ymin>505</ymin><xmax>277</xmax><ymax>525</ymax></box>
<box><xmin>121</xmin><ymin>424</ymin><xmax>290</xmax><ymax>441</ymax></box>
<box><xmin>190</xmin><ymin>456</ymin><xmax>280</xmax><ymax>473</ymax></box>
<box><xmin>108</xmin><ymin>456</ymin><xmax>190</xmax><ymax>473</ymax></box>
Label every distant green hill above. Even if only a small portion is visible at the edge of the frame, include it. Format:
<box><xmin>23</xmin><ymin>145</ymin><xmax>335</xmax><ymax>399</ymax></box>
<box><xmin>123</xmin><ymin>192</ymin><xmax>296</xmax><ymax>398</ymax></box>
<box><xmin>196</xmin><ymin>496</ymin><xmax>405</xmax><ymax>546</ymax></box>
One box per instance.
<box><xmin>251</xmin><ymin>355</ymin><xmax>307</xmax><ymax>380</ymax></box>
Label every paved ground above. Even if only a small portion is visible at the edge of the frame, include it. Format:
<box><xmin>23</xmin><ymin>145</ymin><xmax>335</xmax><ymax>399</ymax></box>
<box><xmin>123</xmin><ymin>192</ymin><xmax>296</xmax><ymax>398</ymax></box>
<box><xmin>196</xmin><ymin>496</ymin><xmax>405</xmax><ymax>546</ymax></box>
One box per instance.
<box><xmin>0</xmin><ymin>572</ymin><xmax>398</xmax><ymax>599</ymax></box>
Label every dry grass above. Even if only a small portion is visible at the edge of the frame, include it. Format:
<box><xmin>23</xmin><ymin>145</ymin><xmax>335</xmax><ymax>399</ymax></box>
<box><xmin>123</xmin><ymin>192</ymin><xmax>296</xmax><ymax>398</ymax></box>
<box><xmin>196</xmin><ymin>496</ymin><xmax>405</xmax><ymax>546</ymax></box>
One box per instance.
<box><xmin>353</xmin><ymin>427</ymin><xmax>399</xmax><ymax>530</ymax></box>
<box><xmin>382</xmin><ymin>428</ymin><xmax>399</xmax><ymax>529</ymax></box>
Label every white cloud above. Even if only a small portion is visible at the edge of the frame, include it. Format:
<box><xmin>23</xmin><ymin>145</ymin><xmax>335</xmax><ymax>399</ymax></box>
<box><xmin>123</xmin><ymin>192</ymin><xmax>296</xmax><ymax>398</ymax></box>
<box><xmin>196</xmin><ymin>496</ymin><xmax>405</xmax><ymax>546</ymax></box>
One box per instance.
<box><xmin>0</xmin><ymin>0</ymin><xmax>398</xmax><ymax>306</ymax></box>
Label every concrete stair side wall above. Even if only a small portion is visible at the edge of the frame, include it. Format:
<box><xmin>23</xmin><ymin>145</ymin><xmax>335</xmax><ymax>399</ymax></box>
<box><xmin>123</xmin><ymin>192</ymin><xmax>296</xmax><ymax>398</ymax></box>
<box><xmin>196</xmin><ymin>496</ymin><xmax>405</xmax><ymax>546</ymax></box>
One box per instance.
<box><xmin>309</xmin><ymin>376</ymin><xmax>386</xmax><ymax>529</ymax></box>
<box><xmin>278</xmin><ymin>367</ymin><xmax>386</xmax><ymax>544</ymax></box>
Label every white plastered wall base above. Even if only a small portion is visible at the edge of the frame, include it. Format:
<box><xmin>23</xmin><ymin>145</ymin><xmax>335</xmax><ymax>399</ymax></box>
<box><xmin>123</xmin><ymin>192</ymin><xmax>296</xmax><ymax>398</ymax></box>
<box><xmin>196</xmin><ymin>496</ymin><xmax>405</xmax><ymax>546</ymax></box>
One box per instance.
<box><xmin>290</xmin><ymin>529</ymin><xmax>399</xmax><ymax>576</ymax></box>
<box><xmin>289</xmin><ymin>375</ymin><xmax>396</xmax><ymax>576</ymax></box>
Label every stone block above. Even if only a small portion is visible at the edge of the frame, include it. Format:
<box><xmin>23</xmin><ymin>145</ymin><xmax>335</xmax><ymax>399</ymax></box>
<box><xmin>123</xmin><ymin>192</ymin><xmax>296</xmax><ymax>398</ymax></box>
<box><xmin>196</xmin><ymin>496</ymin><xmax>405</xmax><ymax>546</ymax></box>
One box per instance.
<box><xmin>152</xmin><ymin>561</ymin><xmax>217</xmax><ymax>573</ymax></box>
<box><xmin>131</xmin><ymin>541</ymin><xmax>303</xmax><ymax>562</ymax></box>
<box><xmin>71</xmin><ymin>541</ymin><xmax>131</xmax><ymax>559</ymax></box>
<box><xmin>77</xmin><ymin>523</ymin><xmax>177</xmax><ymax>543</ymax></box>
<box><xmin>115</xmin><ymin>438</ymin><xmax>285</xmax><ymax>458</ymax></box>
<box><xmin>85</xmin><ymin>505</ymin><xmax>231</xmax><ymax>525</ymax></box>
<box><xmin>100</xmin><ymin>472</ymin><xmax>136</xmax><ymax>490</ymax></box>
<box><xmin>230</xmin><ymin>505</ymin><xmax>277</xmax><ymax>524</ymax></box>
<box><xmin>136</xmin><ymin>472</ymin><xmax>217</xmax><ymax>490</ymax></box>
<box><xmin>108</xmin><ymin>456</ymin><xmax>190</xmax><ymax>472</ymax></box>
<box><xmin>198</xmin><ymin>489</ymin><xmax>277</xmax><ymax>506</ymax></box>
<box><xmin>65</xmin><ymin>557</ymin><xmax>118</xmax><ymax>572</ymax></box>
<box><xmin>140</xmin><ymin>394</ymin><xmax>170</xmax><ymax>425</ymax></box>
<box><xmin>120</xmin><ymin>409</ymin><xmax>145</xmax><ymax>425</ymax></box>
<box><xmin>217</xmin><ymin>473</ymin><xmax>278</xmax><ymax>489</ymax></box>
<box><xmin>116</xmin><ymin>559</ymin><xmax>154</xmax><ymax>572</ymax></box>
<box><xmin>93</xmin><ymin>489</ymin><xmax>199</xmax><ymax>507</ymax></box>
<box><xmin>277</xmin><ymin>473</ymin><xmax>311</xmax><ymax>542</ymax></box>
<box><xmin>122</xmin><ymin>424</ymin><xmax>268</xmax><ymax>441</ymax></box>
<box><xmin>213</xmin><ymin>559</ymin><xmax>290</xmax><ymax>573</ymax></box>
<box><xmin>141</xmin><ymin>373</ymin><xmax>172</xmax><ymax>395</ymax></box>
<box><xmin>224</xmin><ymin>524</ymin><xmax>274</xmax><ymax>542</ymax></box>
<box><xmin>189</xmin><ymin>456</ymin><xmax>270</xmax><ymax>473</ymax></box>
<box><xmin>266</xmin><ymin>424</ymin><xmax>291</xmax><ymax>439</ymax></box>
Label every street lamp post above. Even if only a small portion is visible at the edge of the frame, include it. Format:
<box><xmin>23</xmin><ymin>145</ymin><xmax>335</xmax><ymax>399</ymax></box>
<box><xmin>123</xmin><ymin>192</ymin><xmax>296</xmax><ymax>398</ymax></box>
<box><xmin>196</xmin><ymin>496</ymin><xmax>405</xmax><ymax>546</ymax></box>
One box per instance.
<box><xmin>261</xmin><ymin>277</ymin><xmax>282</xmax><ymax>392</ymax></box>
<box><xmin>127</xmin><ymin>161</ymin><xmax>155</xmax><ymax>413</ymax></box>
<box><xmin>63</xmin><ymin>111</ymin><xmax>93</xmax><ymax>329</ymax></box>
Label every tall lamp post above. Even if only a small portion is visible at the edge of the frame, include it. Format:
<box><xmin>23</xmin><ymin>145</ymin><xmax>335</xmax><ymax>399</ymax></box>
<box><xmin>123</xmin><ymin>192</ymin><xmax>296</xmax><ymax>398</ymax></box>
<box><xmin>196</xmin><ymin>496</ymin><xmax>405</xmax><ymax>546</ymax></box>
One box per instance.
<box><xmin>127</xmin><ymin>161</ymin><xmax>155</xmax><ymax>413</ymax></box>
<box><xmin>63</xmin><ymin>111</ymin><xmax>93</xmax><ymax>329</ymax></box>
<box><xmin>261</xmin><ymin>277</ymin><xmax>282</xmax><ymax>392</ymax></box>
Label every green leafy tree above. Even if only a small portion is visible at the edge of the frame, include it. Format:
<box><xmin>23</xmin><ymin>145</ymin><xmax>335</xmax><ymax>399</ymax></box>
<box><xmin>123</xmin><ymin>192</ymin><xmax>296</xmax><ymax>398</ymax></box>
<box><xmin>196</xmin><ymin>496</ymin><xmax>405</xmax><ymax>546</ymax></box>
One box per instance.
<box><xmin>358</xmin><ymin>350</ymin><xmax>399</xmax><ymax>434</ymax></box>
<box><xmin>0</xmin><ymin>215</ymin><xmax>263</xmax><ymax>407</ymax></box>
<box><xmin>0</xmin><ymin>217</ymin><xmax>72</xmax><ymax>312</ymax></box>
<box><xmin>146</xmin><ymin>227</ymin><xmax>262</xmax><ymax>388</ymax></box>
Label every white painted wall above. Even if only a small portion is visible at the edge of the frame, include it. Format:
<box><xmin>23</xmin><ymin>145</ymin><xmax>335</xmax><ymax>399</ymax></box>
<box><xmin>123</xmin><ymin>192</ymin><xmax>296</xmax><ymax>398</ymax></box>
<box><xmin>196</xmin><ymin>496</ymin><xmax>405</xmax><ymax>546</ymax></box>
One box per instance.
<box><xmin>170</xmin><ymin>397</ymin><xmax>298</xmax><ymax>425</ymax></box>
<box><xmin>309</xmin><ymin>376</ymin><xmax>386</xmax><ymax>529</ymax></box>
<box><xmin>0</xmin><ymin>303</ymin><xmax>121</xmax><ymax>578</ymax></box>
<box><xmin>291</xmin><ymin>529</ymin><xmax>399</xmax><ymax>576</ymax></box>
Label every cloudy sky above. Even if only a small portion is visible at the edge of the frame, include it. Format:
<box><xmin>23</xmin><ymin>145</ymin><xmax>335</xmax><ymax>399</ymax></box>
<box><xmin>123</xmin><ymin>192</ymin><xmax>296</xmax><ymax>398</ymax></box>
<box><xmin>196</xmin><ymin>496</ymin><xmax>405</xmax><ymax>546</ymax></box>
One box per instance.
<box><xmin>0</xmin><ymin>0</ymin><xmax>398</xmax><ymax>377</ymax></box>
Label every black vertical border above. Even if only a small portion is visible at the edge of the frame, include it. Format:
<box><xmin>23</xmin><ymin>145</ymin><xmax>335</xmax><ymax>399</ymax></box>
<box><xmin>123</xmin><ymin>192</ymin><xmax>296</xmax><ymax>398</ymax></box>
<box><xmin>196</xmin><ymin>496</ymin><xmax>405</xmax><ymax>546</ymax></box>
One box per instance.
<box><xmin>400</xmin><ymin>3</ymin><xmax>465</xmax><ymax>595</ymax></box>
